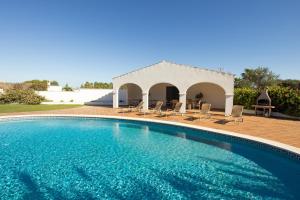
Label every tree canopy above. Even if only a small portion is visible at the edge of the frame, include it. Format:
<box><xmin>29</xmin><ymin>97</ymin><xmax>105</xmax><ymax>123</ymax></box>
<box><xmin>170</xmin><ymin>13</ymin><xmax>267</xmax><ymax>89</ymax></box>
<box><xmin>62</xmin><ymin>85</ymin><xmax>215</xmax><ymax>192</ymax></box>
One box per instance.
<box><xmin>24</xmin><ymin>80</ymin><xmax>48</xmax><ymax>91</ymax></box>
<box><xmin>235</xmin><ymin>67</ymin><xmax>279</xmax><ymax>89</ymax></box>
<box><xmin>50</xmin><ymin>80</ymin><xmax>59</xmax><ymax>86</ymax></box>
<box><xmin>81</xmin><ymin>82</ymin><xmax>113</xmax><ymax>89</ymax></box>
<box><xmin>278</xmin><ymin>79</ymin><xmax>300</xmax><ymax>90</ymax></box>
<box><xmin>63</xmin><ymin>84</ymin><xmax>73</xmax><ymax>91</ymax></box>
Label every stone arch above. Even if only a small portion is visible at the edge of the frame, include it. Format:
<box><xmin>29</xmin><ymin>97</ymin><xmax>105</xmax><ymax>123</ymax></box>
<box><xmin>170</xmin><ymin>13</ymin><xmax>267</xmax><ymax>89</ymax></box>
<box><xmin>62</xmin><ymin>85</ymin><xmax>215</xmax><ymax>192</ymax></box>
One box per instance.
<box><xmin>186</xmin><ymin>82</ymin><xmax>226</xmax><ymax>110</ymax></box>
<box><xmin>148</xmin><ymin>82</ymin><xmax>180</xmax><ymax>108</ymax></box>
<box><xmin>118</xmin><ymin>83</ymin><xmax>143</xmax><ymax>106</ymax></box>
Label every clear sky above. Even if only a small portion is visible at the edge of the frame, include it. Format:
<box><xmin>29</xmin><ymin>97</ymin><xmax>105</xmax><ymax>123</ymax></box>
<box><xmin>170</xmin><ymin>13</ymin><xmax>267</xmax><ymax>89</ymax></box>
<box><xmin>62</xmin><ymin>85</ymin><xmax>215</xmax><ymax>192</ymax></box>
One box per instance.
<box><xmin>0</xmin><ymin>0</ymin><xmax>299</xmax><ymax>87</ymax></box>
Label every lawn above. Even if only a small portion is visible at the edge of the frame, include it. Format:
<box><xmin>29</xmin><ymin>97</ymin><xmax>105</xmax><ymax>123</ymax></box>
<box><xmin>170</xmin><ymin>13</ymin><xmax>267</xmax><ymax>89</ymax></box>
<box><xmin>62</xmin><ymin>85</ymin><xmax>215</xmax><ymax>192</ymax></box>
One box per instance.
<box><xmin>0</xmin><ymin>104</ymin><xmax>82</xmax><ymax>113</ymax></box>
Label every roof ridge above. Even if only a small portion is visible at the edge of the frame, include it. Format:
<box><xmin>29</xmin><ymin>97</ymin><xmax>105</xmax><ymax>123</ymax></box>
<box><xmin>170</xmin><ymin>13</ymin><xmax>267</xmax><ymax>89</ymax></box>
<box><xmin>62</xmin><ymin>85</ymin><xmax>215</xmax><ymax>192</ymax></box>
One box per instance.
<box><xmin>112</xmin><ymin>60</ymin><xmax>164</xmax><ymax>79</ymax></box>
<box><xmin>113</xmin><ymin>60</ymin><xmax>234</xmax><ymax>79</ymax></box>
<box><xmin>163</xmin><ymin>60</ymin><xmax>234</xmax><ymax>76</ymax></box>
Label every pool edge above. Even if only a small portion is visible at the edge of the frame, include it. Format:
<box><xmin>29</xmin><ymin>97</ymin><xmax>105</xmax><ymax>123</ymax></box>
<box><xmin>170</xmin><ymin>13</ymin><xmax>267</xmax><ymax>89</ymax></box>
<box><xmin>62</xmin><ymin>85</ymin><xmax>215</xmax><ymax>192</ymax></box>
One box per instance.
<box><xmin>1</xmin><ymin>114</ymin><xmax>299</xmax><ymax>156</ymax></box>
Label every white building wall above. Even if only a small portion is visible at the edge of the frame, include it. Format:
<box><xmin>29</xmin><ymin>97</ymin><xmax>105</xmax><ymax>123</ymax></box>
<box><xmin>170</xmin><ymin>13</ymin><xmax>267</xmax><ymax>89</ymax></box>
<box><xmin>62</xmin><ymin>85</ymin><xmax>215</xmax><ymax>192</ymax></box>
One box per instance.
<box><xmin>113</xmin><ymin>61</ymin><xmax>234</xmax><ymax>115</ymax></box>
<box><xmin>47</xmin><ymin>86</ymin><xmax>62</xmax><ymax>92</ymax></box>
<box><xmin>113</xmin><ymin>61</ymin><xmax>234</xmax><ymax>95</ymax></box>
<box><xmin>38</xmin><ymin>89</ymin><xmax>127</xmax><ymax>105</ymax></box>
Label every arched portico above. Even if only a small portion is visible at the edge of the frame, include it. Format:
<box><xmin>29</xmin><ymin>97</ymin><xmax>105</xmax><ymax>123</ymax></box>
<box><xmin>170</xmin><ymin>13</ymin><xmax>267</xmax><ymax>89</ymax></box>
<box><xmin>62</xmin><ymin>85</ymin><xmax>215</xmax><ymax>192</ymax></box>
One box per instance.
<box><xmin>113</xmin><ymin>83</ymin><xmax>142</xmax><ymax>108</ymax></box>
<box><xmin>113</xmin><ymin>61</ymin><xmax>234</xmax><ymax>115</ymax></box>
<box><xmin>186</xmin><ymin>82</ymin><xmax>226</xmax><ymax>110</ymax></box>
<box><xmin>148</xmin><ymin>83</ymin><xmax>180</xmax><ymax>108</ymax></box>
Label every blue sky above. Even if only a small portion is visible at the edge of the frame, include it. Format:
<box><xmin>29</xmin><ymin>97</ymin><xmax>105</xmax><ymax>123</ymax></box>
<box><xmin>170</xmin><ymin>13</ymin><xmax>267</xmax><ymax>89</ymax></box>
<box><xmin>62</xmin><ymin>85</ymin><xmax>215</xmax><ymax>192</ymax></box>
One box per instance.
<box><xmin>0</xmin><ymin>0</ymin><xmax>299</xmax><ymax>87</ymax></box>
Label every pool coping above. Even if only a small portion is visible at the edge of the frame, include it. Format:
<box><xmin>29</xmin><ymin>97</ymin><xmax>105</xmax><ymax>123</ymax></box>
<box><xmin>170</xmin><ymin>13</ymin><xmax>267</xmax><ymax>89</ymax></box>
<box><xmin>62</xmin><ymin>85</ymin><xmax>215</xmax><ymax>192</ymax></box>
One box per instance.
<box><xmin>1</xmin><ymin>114</ymin><xmax>300</xmax><ymax>157</ymax></box>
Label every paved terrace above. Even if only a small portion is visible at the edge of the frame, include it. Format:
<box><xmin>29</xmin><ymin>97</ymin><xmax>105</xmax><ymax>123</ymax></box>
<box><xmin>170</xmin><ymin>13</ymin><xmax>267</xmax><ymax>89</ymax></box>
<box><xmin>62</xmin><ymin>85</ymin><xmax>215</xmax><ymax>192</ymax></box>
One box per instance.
<box><xmin>1</xmin><ymin>105</ymin><xmax>300</xmax><ymax>148</ymax></box>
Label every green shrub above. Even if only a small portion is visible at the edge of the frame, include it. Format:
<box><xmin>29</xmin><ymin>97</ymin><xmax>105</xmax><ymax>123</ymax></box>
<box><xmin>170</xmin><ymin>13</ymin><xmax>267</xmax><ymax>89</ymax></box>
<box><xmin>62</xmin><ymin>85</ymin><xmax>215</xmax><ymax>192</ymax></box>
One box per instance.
<box><xmin>0</xmin><ymin>89</ymin><xmax>45</xmax><ymax>105</ymax></box>
<box><xmin>268</xmin><ymin>86</ymin><xmax>300</xmax><ymax>117</ymax></box>
<box><xmin>0</xmin><ymin>89</ymin><xmax>21</xmax><ymax>103</ymax></box>
<box><xmin>24</xmin><ymin>80</ymin><xmax>48</xmax><ymax>91</ymax></box>
<box><xmin>63</xmin><ymin>84</ymin><xmax>73</xmax><ymax>91</ymax></box>
<box><xmin>50</xmin><ymin>80</ymin><xmax>59</xmax><ymax>86</ymax></box>
<box><xmin>234</xmin><ymin>88</ymin><xmax>259</xmax><ymax>109</ymax></box>
<box><xmin>234</xmin><ymin>87</ymin><xmax>300</xmax><ymax>117</ymax></box>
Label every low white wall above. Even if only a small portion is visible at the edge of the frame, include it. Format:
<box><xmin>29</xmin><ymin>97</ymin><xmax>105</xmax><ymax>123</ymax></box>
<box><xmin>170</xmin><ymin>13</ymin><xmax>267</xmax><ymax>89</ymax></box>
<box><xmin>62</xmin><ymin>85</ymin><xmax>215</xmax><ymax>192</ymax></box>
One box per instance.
<box><xmin>38</xmin><ymin>89</ymin><xmax>127</xmax><ymax>105</ymax></box>
<box><xmin>47</xmin><ymin>86</ymin><xmax>62</xmax><ymax>92</ymax></box>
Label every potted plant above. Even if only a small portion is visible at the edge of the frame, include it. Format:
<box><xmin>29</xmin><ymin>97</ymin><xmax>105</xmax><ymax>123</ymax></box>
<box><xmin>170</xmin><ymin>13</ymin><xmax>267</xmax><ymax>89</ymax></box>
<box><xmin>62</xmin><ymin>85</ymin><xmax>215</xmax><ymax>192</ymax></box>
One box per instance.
<box><xmin>195</xmin><ymin>92</ymin><xmax>203</xmax><ymax>101</ymax></box>
<box><xmin>195</xmin><ymin>92</ymin><xmax>204</xmax><ymax>108</ymax></box>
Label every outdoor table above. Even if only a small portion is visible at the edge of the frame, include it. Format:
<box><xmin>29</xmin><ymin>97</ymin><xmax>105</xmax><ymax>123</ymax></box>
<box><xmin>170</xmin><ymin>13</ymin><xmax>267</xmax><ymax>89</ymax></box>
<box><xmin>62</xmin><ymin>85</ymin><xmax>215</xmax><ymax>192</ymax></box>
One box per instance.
<box><xmin>252</xmin><ymin>105</ymin><xmax>275</xmax><ymax>117</ymax></box>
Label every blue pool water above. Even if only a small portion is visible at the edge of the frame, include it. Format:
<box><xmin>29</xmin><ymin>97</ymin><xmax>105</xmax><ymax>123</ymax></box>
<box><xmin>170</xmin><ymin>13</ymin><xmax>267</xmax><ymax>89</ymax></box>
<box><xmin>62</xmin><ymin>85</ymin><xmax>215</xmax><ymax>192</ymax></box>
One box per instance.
<box><xmin>0</xmin><ymin>118</ymin><xmax>299</xmax><ymax>199</ymax></box>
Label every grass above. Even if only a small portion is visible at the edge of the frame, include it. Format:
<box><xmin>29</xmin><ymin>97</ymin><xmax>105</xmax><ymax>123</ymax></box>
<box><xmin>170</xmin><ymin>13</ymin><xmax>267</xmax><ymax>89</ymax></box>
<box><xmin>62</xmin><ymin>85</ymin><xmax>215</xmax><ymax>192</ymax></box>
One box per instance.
<box><xmin>0</xmin><ymin>104</ymin><xmax>82</xmax><ymax>113</ymax></box>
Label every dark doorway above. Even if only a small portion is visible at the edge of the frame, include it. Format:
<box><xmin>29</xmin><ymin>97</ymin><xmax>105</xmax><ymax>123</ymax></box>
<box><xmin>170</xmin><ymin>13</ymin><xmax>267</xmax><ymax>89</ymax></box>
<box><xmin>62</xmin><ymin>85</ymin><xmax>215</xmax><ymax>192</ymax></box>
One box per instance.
<box><xmin>166</xmin><ymin>86</ymin><xmax>179</xmax><ymax>108</ymax></box>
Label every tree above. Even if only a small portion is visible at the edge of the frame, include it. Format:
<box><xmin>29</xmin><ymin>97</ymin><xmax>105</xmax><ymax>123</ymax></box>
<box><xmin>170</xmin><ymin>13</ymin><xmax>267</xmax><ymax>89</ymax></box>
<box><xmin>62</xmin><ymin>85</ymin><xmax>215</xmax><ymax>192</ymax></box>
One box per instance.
<box><xmin>239</xmin><ymin>67</ymin><xmax>279</xmax><ymax>89</ymax></box>
<box><xmin>234</xmin><ymin>77</ymin><xmax>251</xmax><ymax>88</ymax></box>
<box><xmin>80</xmin><ymin>81</ymin><xmax>113</xmax><ymax>89</ymax></box>
<box><xmin>278</xmin><ymin>79</ymin><xmax>300</xmax><ymax>90</ymax></box>
<box><xmin>63</xmin><ymin>84</ymin><xmax>73</xmax><ymax>91</ymax></box>
<box><xmin>50</xmin><ymin>81</ymin><xmax>59</xmax><ymax>86</ymax></box>
<box><xmin>24</xmin><ymin>80</ymin><xmax>48</xmax><ymax>91</ymax></box>
<box><xmin>80</xmin><ymin>82</ymin><xmax>94</xmax><ymax>88</ymax></box>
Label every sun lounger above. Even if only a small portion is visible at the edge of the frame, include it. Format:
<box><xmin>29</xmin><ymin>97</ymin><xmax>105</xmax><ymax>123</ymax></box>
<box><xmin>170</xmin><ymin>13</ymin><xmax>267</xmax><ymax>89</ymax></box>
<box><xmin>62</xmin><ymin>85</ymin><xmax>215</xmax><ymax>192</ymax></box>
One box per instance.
<box><xmin>189</xmin><ymin>103</ymin><xmax>211</xmax><ymax>120</ymax></box>
<box><xmin>161</xmin><ymin>102</ymin><xmax>182</xmax><ymax>117</ymax></box>
<box><xmin>118</xmin><ymin>101</ymin><xmax>143</xmax><ymax>113</ymax></box>
<box><xmin>226</xmin><ymin>105</ymin><xmax>244</xmax><ymax>123</ymax></box>
<box><xmin>141</xmin><ymin>101</ymin><xmax>163</xmax><ymax>115</ymax></box>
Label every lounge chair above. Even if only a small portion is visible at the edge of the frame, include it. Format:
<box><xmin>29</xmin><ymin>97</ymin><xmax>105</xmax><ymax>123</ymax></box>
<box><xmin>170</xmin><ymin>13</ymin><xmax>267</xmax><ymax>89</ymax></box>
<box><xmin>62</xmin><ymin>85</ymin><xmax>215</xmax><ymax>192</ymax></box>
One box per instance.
<box><xmin>161</xmin><ymin>102</ymin><xmax>183</xmax><ymax>117</ymax></box>
<box><xmin>189</xmin><ymin>103</ymin><xmax>211</xmax><ymax>121</ymax></box>
<box><xmin>227</xmin><ymin>105</ymin><xmax>244</xmax><ymax>123</ymax></box>
<box><xmin>118</xmin><ymin>101</ymin><xmax>143</xmax><ymax>113</ymax></box>
<box><xmin>142</xmin><ymin>101</ymin><xmax>163</xmax><ymax>115</ymax></box>
<box><xmin>170</xmin><ymin>99</ymin><xmax>179</xmax><ymax>109</ymax></box>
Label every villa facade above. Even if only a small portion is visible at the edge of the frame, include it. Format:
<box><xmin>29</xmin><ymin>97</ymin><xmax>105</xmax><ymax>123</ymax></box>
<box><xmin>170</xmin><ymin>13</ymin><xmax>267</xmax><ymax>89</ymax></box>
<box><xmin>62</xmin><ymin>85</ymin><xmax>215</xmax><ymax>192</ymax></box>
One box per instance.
<box><xmin>112</xmin><ymin>60</ymin><xmax>234</xmax><ymax>115</ymax></box>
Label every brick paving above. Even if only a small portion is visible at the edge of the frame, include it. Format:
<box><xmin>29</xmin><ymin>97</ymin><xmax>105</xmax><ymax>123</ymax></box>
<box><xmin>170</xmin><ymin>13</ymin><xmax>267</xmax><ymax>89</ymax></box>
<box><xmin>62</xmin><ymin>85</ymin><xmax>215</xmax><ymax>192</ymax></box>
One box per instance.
<box><xmin>1</xmin><ymin>105</ymin><xmax>300</xmax><ymax>148</ymax></box>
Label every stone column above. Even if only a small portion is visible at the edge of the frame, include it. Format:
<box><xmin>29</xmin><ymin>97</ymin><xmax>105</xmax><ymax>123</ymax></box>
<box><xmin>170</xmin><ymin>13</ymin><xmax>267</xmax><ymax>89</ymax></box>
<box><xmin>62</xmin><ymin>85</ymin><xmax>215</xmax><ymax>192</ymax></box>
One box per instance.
<box><xmin>225</xmin><ymin>94</ymin><xmax>234</xmax><ymax>116</ymax></box>
<box><xmin>142</xmin><ymin>92</ymin><xmax>149</xmax><ymax>112</ymax></box>
<box><xmin>113</xmin><ymin>89</ymin><xmax>119</xmax><ymax>108</ymax></box>
<box><xmin>179</xmin><ymin>93</ymin><xmax>186</xmax><ymax>113</ymax></box>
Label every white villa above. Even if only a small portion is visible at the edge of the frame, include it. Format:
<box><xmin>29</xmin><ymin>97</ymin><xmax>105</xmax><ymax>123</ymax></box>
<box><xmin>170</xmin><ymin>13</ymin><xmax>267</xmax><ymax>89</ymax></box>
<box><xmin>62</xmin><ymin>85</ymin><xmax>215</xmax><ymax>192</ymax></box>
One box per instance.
<box><xmin>113</xmin><ymin>60</ymin><xmax>234</xmax><ymax>115</ymax></box>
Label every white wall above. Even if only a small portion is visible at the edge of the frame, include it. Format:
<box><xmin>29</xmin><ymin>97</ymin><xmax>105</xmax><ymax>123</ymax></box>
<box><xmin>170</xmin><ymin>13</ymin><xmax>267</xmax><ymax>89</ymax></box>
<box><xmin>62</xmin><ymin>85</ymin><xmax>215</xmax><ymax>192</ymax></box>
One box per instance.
<box><xmin>113</xmin><ymin>60</ymin><xmax>234</xmax><ymax>95</ymax></box>
<box><xmin>113</xmin><ymin>60</ymin><xmax>234</xmax><ymax>114</ymax></box>
<box><xmin>47</xmin><ymin>86</ymin><xmax>62</xmax><ymax>92</ymax></box>
<box><xmin>38</xmin><ymin>89</ymin><xmax>127</xmax><ymax>105</ymax></box>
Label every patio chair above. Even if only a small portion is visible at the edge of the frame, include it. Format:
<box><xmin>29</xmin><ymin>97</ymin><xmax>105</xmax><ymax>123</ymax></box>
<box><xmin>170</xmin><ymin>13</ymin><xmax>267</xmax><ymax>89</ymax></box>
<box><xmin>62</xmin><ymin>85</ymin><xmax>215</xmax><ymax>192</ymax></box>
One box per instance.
<box><xmin>170</xmin><ymin>99</ymin><xmax>179</xmax><ymax>109</ymax></box>
<box><xmin>161</xmin><ymin>102</ymin><xmax>183</xmax><ymax>117</ymax></box>
<box><xmin>118</xmin><ymin>101</ymin><xmax>143</xmax><ymax>113</ymax></box>
<box><xmin>190</xmin><ymin>103</ymin><xmax>211</xmax><ymax>121</ymax></box>
<box><xmin>226</xmin><ymin>105</ymin><xmax>244</xmax><ymax>124</ymax></box>
<box><xmin>142</xmin><ymin>101</ymin><xmax>163</xmax><ymax>115</ymax></box>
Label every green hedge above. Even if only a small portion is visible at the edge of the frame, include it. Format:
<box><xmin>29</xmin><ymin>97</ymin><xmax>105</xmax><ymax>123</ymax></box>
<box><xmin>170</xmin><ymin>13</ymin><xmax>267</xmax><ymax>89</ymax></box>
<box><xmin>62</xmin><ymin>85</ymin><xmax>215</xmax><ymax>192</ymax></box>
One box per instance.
<box><xmin>234</xmin><ymin>87</ymin><xmax>300</xmax><ymax>117</ymax></box>
<box><xmin>268</xmin><ymin>86</ymin><xmax>300</xmax><ymax>117</ymax></box>
<box><xmin>233</xmin><ymin>88</ymin><xmax>259</xmax><ymax>109</ymax></box>
<box><xmin>0</xmin><ymin>89</ymin><xmax>45</xmax><ymax>105</ymax></box>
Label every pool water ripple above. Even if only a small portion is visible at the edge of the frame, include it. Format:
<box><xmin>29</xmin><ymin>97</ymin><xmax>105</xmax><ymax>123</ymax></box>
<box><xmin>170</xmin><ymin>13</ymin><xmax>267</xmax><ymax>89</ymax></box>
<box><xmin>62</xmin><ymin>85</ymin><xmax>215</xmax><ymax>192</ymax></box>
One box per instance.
<box><xmin>0</xmin><ymin>118</ymin><xmax>299</xmax><ymax>199</ymax></box>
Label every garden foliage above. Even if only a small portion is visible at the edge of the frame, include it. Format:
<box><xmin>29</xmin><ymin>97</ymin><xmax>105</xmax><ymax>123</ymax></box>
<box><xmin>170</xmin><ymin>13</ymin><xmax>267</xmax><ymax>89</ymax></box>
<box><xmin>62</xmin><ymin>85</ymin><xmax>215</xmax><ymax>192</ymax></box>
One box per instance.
<box><xmin>234</xmin><ymin>87</ymin><xmax>300</xmax><ymax>117</ymax></box>
<box><xmin>0</xmin><ymin>89</ymin><xmax>45</xmax><ymax>105</ymax></box>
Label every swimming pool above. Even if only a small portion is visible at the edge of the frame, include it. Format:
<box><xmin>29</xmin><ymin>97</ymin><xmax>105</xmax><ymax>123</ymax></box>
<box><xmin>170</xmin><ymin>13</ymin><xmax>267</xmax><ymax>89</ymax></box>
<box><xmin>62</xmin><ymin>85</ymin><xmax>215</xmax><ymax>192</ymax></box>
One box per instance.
<box><xmin>0</xmin><ymin>117</ymin><xmax>299</xmax><ymax>199</ymax></box>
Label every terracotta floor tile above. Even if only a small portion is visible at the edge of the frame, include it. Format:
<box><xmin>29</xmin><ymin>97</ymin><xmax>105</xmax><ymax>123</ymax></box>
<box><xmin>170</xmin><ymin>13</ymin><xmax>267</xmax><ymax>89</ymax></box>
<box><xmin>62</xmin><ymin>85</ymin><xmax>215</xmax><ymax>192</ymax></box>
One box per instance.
<box><xmin>1</xmin><ymin>106</ymin><xmax>300</xmax><ymax>148</ymax></box>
